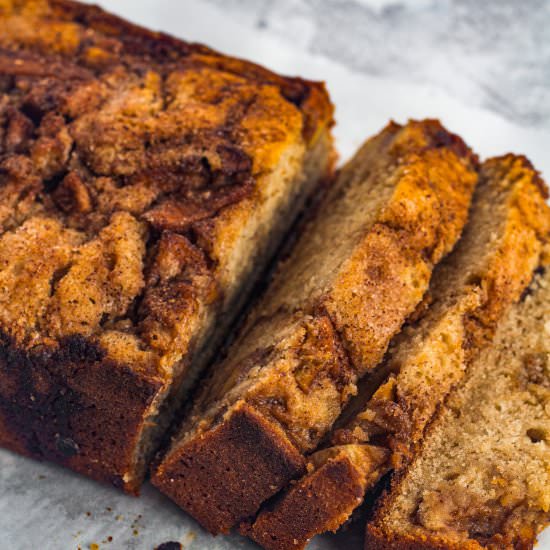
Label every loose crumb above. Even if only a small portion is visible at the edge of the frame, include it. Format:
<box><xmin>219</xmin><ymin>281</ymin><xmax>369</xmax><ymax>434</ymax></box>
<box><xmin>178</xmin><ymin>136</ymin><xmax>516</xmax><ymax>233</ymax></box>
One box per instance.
<box><xmin>130</xmin><ymin>513</ymin><xmax>143</xmax><ymax>537</ymax></box>
<box><xmin>155</xmin><ymin>542</ymin><xmax>182</xmax><ymax>550</ymax></box>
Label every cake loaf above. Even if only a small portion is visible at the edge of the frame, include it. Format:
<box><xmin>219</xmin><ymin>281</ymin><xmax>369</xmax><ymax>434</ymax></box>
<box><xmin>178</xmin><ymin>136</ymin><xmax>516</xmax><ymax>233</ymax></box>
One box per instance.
<box><xmin>151</xmin><ymin>119</ymin><xmax>479</xmax><ymax>534</ymax></box>
<box><xmin>366</xmin><ymin>261</ymin><xmax>550</xmax><ymax>549</ymax></box>
<box><xmin>0</xmin><ymin>0</ymin><xmax>334</xmax><ymax>493</ymax></box>
<box><xmin>244</xmin><ymin>155</ymin><xmax>550</xmax><ymax>550</ymax></box>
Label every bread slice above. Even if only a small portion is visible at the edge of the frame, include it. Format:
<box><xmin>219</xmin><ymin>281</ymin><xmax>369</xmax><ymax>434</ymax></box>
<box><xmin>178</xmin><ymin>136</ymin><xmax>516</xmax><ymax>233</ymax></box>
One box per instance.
<box><xmin>151</xmin><ymin>119</ymin><xmax>479</xmax><ymax>534</ymax></box>
<box><xmin>244</xmin><ymin>155</ymin><xmax>550</xmax><ymax>550</ymax></box>
<box><xmin>0</xmin><ymin>0</ymin><xmax>334</xmax><ymax>493</ymax></box>
<box><xmin>366</xmin><ymin>262</ymin><xmax>550</xmax><ymax>550</ymax></box>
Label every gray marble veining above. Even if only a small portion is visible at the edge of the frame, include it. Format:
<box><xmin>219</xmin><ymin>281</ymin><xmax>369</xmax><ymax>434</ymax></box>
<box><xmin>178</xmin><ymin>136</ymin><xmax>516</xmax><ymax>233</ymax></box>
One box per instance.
<box><xmin>206</xmin><ymin>0</ymin><xmax>550</xmax><ymax>128</ymax></box>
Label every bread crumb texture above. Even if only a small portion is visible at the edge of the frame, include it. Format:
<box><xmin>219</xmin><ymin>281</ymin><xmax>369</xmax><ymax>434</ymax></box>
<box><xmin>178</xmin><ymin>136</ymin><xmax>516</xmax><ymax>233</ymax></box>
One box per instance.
<box><xmin>152</xmin><ymin>119</ymin><xmax>480</xmax><ymax>533</ymax></box>
<box><xmin>368</xmin><ymin>265</ymin><xmax>550</xmax><ymax>550</ymax></box>
<box><xmin>344</xmin><ymin>154</ymin><xmax>550</xmax><ymax>466</ymax></box>
<box><xmin>245</xmin><ymin>154</ymin><xmax>550</xmax><ymax>550</ymax></box>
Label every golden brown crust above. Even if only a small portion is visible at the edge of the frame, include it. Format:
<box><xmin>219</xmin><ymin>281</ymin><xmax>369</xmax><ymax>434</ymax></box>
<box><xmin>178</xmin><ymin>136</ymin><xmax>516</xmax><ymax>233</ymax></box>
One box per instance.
<box><xmin>0</xmin><ymin>0</ymin><xmax>333</xmax><ymax>492</ymax></box>
<box><xmin>152</xmin><ymin>120</ymin><xmax>479</xmax><ymax>533</ymax></box>
<box><xmin>366</xmin><ymin>155</ymin><xmax>550</xmax><ymax>469</ymax></box>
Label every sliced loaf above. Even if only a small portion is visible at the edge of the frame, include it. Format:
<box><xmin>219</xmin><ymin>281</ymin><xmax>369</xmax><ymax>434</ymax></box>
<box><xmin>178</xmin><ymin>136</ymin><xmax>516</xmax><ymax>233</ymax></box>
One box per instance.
<box><xmin>244</xmin><ymin>155</ymin><xmax>550</xmax><ymax>550</ymax></box>
<box><xmin>366</xmin><ymin>261</ymin><xmax>550</xmax><ymax>549</ymax></box>
<box><xmin>0</xmin><ymin>0</ymin><xmax>334</xmax><ymax>493</ymax></box>
<box><xmin>151</xmin><ymin>120</ymin><xmax>479</xmax><ymax>534</ymax></box>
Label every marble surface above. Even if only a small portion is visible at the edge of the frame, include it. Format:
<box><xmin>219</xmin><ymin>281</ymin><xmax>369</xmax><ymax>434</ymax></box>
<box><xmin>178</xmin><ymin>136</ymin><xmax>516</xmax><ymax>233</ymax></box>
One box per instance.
<box><xmin>209</xmin><ymin>0</ymin><xmax>550</xmax><ymax>129</ymax></box>
<box><xmin>1</xmin><ymin>1</ymin><xmax>549</xmax><ymax>549</ymax></box>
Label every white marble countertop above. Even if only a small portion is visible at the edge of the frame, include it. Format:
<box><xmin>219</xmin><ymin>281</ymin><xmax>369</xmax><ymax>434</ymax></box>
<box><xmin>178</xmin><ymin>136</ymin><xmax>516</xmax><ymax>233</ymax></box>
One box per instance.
<box><xmin>1</xmin><ymin>1</ymin><xmax>549</xmax><ymax>549</ymax></box>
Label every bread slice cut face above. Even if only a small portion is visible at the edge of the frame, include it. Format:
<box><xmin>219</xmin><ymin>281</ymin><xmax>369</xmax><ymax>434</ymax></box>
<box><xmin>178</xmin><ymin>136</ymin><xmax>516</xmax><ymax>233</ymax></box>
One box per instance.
<box><xmin>367</xmin><ymin>258</ymin><xmax>550</xmax><ymax>550</ymax></box>
<box><xmin>151</xmin><ymin>119</ymin><xmax>479</xmax><ymax>534</ymax></box>
<box><xmin>244</xmin><ymin>154</ymin><xmax>550</xmax><ymax>550</ymax></box>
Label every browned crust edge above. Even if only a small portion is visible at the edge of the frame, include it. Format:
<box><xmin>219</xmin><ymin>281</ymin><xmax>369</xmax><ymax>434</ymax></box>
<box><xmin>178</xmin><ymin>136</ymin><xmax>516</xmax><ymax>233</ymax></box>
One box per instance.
<box><xmin>242</xmin><ymin>454</ymin><xmax>367</xmax><ymax>550</ymax></box>
<box><xmin>49</xmin><ymin>0</ymin><xmax>334</xmax><ymax>140</ymax></box>
<box><xmin>365</xmin><ymin>511</ymin><xmax>539</xmax><ymax>550</ymax></box>
<box><xmin>0</xmin><ymin>332</ymin><xmax>162</xmax><ymax>494</ymax></box>
<box><xmin>0</xmin><ymin>131</ymin><xmax>334</xmax><ymax>495</ymax></box>
<box><xmin>365</xmin><ymin>523</ymin><xmax>485</xmax><ymax>550</ymax></box>
<box><xmin>150</xmin><ymin>402</ymin><xmax>306</xmax><ymax>534</ymax></box>
<box><xmin>363</xmin><ymin>154</ymin><xmax>550</xmax><ymax>550</ymax></box>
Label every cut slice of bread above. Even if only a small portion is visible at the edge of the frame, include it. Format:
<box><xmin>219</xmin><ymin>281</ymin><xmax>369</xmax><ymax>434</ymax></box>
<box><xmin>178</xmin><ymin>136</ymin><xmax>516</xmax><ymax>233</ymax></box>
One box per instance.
<box><xmin>243</xmin><ymin>155</ymin><xmax>550</xmax><ymax>550</ymax></box>
<box><xmin>366</xmin><ymin>261</ymin><xmax>550</xmax><ymax>550</ymax></box>
<box><xmin>151</xmin><ymin>119</ymin><xmax>479</xmax><ymax>534</ymax></box>
<box><xmin>0</xmin><ymin>0</ymin><xmax>334</xmax><ymax>493</ymax></box>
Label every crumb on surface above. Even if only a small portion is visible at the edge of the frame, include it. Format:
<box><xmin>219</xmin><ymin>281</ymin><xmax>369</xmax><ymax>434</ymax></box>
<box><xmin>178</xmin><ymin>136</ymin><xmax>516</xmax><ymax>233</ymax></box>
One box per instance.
<box><xmin>154</xmin><ymin>542</ymin><xmax>182</xmax><ymax>550</ymax></box>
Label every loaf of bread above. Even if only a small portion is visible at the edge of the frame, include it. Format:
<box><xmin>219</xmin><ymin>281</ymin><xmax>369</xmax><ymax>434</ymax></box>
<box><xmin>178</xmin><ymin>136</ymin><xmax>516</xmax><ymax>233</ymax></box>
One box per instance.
<box><xmin>151</xmin><ymin>119</ymin><xmax>479</xmax><ymax>534</ymax></box>
<box><xmin>243</xmin><ymin>155</ymin><xmax>550</xmax><ymax>550</ymax></box>
<box><xmin>0</xmin><ymin>0</ymin><xmax>334</xmax><ymax>493</ymax></box>
<box><xmin>366</xmin><ymin>261</ymin><xmax>550</xmax><ymax>549</ymax></box>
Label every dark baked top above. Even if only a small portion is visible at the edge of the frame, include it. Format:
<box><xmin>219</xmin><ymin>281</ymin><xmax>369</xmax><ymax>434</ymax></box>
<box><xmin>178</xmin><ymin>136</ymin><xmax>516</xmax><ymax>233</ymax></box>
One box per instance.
<box><xmin>0</xmin><ymin>0</ymin><xmax>332</xmax><ymax>376</ymax></box>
